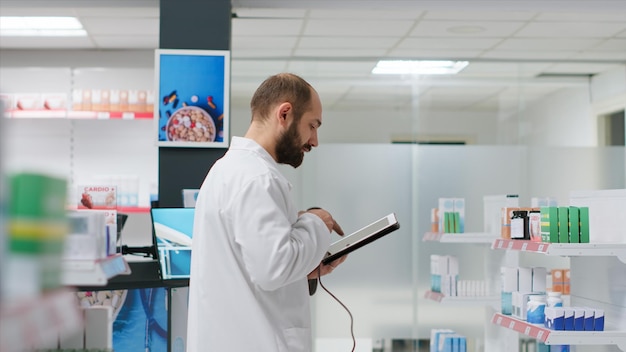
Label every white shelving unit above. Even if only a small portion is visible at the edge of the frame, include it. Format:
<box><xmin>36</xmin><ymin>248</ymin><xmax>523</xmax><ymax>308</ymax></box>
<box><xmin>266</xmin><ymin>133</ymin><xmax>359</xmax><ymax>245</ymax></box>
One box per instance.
<box><xmin>424</xmin><ymin>290</ymin><xmax>499</xmax><ymax>307</ymax></box>
<box><xmin>492</xmin><ymin>313</ymin><xmax>626</xmax><ymax>350</ymax></box>
<box><xmin>62</xmin><ymin>254</ymin><xmax>131</xmax><ymax>286</ymax></box>
<box><xmin>423</xmin><ymin>232</ymin><xmax>497</xmax><ymax>244</ymax></box>
<box><xmin>490</xmin><ymin>237</ymin><xmax>626</xmax><ymax>351</ymax></box>
<box><xmin>492</xmin><ymin>238</ymin><xmax>626</xmax><ymax>264</ymax></box>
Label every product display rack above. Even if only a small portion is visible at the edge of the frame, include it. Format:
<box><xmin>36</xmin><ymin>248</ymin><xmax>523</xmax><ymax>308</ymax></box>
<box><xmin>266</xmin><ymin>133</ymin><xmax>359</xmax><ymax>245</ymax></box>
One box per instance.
<box><xmin>490</xmin><ymin>237</ymin><xmax>626</xmax><ymax>351</ymax></box>
<box><xmin>0</xmin><ymin>288</ymin><xmax>83</xmax><ymax>352</ymax></box>
<box><xmin>62</xmin><ymin>254</ymin><xmax>132</xmax><ymax>287</ymax></box>
<box><xmin>423</xmin><ymin>231</ymin><xmax>497</xmax><ymax>244</ymax></box>
<box><xmin>5</xmin><ymin>110</ymin><xmax>153</xmax><ymax>120</ymax></box>
<box><xmin>491</xmin><ymin>239</ymin><xmax>626</xmax><ymax>264</ymax></box>
<box><xmin>424</xmin><ymin>290</ymin><xmax>499</xmax><ymax>306</ymax></box>
<box><xmin>491</xmin><ymin>313</ymin><xmax>626</xmax><ymax>350</ymax></box>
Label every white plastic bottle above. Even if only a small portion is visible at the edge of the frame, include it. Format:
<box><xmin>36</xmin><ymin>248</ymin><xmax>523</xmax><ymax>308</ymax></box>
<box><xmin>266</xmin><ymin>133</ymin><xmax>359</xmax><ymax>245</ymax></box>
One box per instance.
<box><xmin>547</xmin><ymin>291</ymin><xmax>563</xmax><ymax>307</ymax></box>
<box><xmin>527</xmin><ymin>295</ymin><xmax>547</xmax><ymax>324</ymax></box>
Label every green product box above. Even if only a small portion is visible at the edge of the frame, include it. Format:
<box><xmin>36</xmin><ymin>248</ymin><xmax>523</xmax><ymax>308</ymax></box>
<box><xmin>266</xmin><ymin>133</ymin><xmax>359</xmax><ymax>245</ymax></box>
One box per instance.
<box><xmin>558</xmin><ymin>207</ymin><xmax>569</xmax><ymax>243</ymax></box>
<box><xmin>9</xmin><ymin>173</ymin><xmax>67</xmax><ymax>220</ymax></box>
<box><xmin>579</xmin><ymin>207</ymin><xmax>590</xmax><ymax>243</ymax></box>
<box><xmin>569</xmin><ymin>206</ymin><xmax>580</xmax><ymax>243</ymax></box>
<box><xmin>453</xmin><ymin>212</ymin><xmax>461</xmax><ymax>233</ymax></box>
<box><xmin>540</xmin><ymin>207</ymin><xmax>559</xmax><ymax>243</ymax></box>
<box><xmin>443</xmin><ymin>212</ymin><xmax>450</xmax><ymax>233</ymax></box>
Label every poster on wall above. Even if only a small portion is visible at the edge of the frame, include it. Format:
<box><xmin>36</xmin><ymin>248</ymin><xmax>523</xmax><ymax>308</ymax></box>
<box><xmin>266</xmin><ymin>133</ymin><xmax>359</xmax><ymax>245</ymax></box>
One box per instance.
<box><xmin>154</xmin><ymin>49</ymin><xmax>230</xmax><ymax>148</ymax></box>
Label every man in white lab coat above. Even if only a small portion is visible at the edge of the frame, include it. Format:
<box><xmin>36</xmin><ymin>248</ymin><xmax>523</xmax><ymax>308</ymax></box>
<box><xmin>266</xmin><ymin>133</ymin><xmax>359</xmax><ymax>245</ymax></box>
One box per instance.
<box><xmin>186</xmin><ymin>73</ymin><xmax>347</xmax><ymax>352</ymax></box>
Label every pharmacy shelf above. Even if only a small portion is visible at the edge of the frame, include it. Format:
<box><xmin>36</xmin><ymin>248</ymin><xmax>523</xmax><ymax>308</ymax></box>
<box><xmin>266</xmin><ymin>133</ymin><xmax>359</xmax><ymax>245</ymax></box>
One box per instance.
<box><xmin>491</xmin><ymin>239</ymin><xmax>626</xmax><ymax>264</ymax></box>
<box><xmin>0</xmin><ymin>288</ymin><xmax>83</xmax><ymax>352</ymax></box>
<box><xmin>491</xmin><ymin>313</ymin><xmax>626</xmax><ymax>350</ymax></box>
<box><xmin>423</xmin><ymin>232</ymin><xmax>497</xmax><ymax>244</ymax></box>
<box><xmin>424</xmin><ymin>290</ymin><xmax>499</xmax><ymax>306</ymax></box>
<box><xmin>62</xmin><ymin>254</ymin><xmax>131</xmax><ymax>286</ymax></box>
<box><xmin>5</xmin><ymin>110</ymin><xmax>153</xmax><ymax>120</ymax></box>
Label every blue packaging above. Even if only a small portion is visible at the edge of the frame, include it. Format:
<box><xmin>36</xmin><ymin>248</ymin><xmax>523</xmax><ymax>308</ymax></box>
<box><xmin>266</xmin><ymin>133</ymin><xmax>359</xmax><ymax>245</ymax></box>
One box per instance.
<box><xmin>594</xmin><ymin>309</ymin><xmax>605</xmax><ymax>331</ymax></box>
<box><xmin>550</xmin><ymin>345</ymin><xmax>570</xmax><ymax>352</ymax></box>
<box><xmin>573</xmin><ymin>308</ymin><xmax>585</xmax><ymax>331</ymax></box>
<box><xmin>583</xmin><ymin>307</ymin><xmax>595</xmax><ymax>331</ymax></box>
<box><xmin>545</xmin><ymin>307</ymin><xmax>564</xmax><ymax>330</ymax></box>
<box><xmin>527</xmin><ymin>295</ymin><xmax>546</xmax><ymax>324</ymax></box>
<box><xmin>563</xmin><ymin>308</ymin><xmax>574</xmax><ymax>331</ymax></box>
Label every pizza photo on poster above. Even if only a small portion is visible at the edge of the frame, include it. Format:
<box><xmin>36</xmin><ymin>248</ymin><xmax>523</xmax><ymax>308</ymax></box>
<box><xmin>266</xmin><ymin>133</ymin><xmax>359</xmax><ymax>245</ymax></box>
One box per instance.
<box><xmin>155</xmin><ymin>49</ymin><xmax>230</xmax><ymax>148</ymax></box>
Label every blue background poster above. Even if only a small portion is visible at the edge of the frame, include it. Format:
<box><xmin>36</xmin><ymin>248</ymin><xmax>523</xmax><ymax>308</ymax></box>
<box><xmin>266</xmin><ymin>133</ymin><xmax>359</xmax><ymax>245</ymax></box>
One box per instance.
<box><xmin>113</xmin><ymin>288</ymin><xmax>168</xmax><ymax>352</ymax></box>
<box><xmin>156</xmin><ymin>50</ymin><xmax>229</xmax><ymax>147</ymax></box>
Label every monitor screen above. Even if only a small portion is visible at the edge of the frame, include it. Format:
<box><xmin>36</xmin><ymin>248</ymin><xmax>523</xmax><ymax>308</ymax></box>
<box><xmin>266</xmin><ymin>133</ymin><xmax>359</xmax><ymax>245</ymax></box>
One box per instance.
<box><xmin>150</xmin><ymin>207</ymin><xmax>195</xmax><ymax>279</ymax></box>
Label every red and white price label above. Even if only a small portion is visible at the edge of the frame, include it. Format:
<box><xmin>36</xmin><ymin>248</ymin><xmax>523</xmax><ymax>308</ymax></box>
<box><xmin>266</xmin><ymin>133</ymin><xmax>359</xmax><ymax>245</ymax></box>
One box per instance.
<box><xmin>507</xmin><ymin>241</ymin><xmax>514</xmax><ymax>249</ymax></box>
<box><xmin>509</xmin><ymin>321</ymin><xmax>516</xmax><ymax>329</ymax></box>
<box><xmin>524</xmin><ymin>326</ymin><xmax>531</xmax><ymax>335</ymax></box>
<box><xmin>521</xmin><ymin>242</ymin><xmax>528</xmax><ymax>251</ymax></box>
<box><xmin>537</xmin><ymin>330</ymin><xmax>545</xmax><ymax>340</ymax></box>
<box><xmin>496</xmin><ymin>316</ymin><xmax>503</xmax><ymax>325</ymax></box>
<box><xmin>497</xmin><ymin>240</ymin><xmax>504</xmax><ymax>249</ymax></box>
<box><xmin>538</xmin><ymin>244</ymin><xmax>545</xmax><ymax>252</ymax></box>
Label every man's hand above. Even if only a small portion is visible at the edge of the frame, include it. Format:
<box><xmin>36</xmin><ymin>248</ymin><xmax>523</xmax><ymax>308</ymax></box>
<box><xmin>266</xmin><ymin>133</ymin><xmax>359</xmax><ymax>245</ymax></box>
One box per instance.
<box><xmin>304</xmin><ymin>207</ymin><xmax>344</xmax><ymax>236</ymax></box>
<box><xmin>307</xmin><ymin>255</ymin><xmax>348</xmax><ymax>279</ymax></box>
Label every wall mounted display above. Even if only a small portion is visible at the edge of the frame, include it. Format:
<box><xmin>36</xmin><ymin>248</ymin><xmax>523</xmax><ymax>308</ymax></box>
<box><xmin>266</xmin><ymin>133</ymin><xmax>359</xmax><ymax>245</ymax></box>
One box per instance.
<box><xmin>154</xmin><ymin>49</ymin><xmax>230</xmax><ymax>148</ymax></box>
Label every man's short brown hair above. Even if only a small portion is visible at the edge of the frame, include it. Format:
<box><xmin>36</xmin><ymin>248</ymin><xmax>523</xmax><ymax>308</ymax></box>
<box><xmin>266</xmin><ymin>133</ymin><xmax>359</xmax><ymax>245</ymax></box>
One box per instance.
<box><xmin>250</xmin><ymin>73</ymin><xmax>313</xmax><ymax>122</ymax></box>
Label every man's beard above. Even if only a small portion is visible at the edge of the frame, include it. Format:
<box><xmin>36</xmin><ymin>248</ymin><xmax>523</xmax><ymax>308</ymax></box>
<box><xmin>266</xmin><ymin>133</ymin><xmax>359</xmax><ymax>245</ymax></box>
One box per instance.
<box><xmin>276</xmin><ymin>121</ymin><xmax>309</xmax><ymax>168</ymax></box>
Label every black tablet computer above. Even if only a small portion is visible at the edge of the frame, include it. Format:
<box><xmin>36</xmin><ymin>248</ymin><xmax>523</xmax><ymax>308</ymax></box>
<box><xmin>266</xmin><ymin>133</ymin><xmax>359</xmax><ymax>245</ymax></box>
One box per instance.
<box><xmin>322</xmin><ymin>213</ymin><xmax>400</xmax><ymax>265</ymax></box>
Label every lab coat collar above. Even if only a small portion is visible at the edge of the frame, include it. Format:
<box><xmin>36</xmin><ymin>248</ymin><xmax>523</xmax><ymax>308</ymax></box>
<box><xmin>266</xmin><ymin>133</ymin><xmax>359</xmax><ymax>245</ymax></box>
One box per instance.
<box><xmin>230</xmin><ymin>136</ymin><xmax>293</xmax><ymax>190</ymax></box>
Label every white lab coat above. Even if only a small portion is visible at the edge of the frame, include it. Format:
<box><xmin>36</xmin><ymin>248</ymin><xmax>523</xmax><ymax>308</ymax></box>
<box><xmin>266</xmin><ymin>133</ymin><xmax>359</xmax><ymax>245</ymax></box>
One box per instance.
<box><xmin>186</xmin><ymin>136</ymin><xmax>331</xmax><ymax>352</ymax></box>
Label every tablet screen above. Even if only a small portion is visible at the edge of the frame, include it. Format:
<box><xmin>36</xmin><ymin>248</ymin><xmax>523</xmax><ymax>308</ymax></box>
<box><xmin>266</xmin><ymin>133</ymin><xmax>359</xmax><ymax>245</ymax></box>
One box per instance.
<box><xmin>322</xmin><ymin>213</ymin><xmax>399</xmax><ymax>264</ymax></box>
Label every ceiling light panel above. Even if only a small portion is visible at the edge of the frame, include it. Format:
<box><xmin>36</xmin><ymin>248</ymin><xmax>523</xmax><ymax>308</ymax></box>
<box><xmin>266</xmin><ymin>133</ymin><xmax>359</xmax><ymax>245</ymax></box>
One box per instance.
<box><xmin>372</xmin><ymin>60</ymin><xmax>469</xmax><ymax>75</ymax></box>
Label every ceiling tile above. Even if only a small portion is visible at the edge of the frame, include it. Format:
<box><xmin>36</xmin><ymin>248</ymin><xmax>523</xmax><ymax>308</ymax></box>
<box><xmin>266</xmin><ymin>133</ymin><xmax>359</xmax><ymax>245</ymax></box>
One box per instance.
<box><xmin>480</xmin><ymin>50</ymin><xmax>578</xmax><ymax>60</ymax></box>
<box><xmin>591</xmin><ymin>38</ymin><xmax>626</xmax><ymax>51</ymax></box>
<box><xmin>571</xmin><ymin>51</ymin><xmax>626</xmax><ymax>60</ymax></box>
<box><xmin>232</xmin><ymin>8</ymin><xmax>308</xmax><ymax>18</ymax></box>
<box><xmin>231</xmin><ymin>48</ymin><xmax>294</xmax><ymax>58</ymax></box>
<box><xmin>458</xmin><ymin>62</ymin><xmax>550</xmax><ymax>78</ymax></box>
<box><xmin>231</xmin><ymin>60</ymin><xmax>288</xmax><ymax>75</ymax></box>
<box><xmin>535</xmin><ymin>12</ymin><xmax>626</xmax><ymax>22</ymax></box>
<box><xmin>0</xmin><ymin>36</ymin><xmax>94</xmax><ymax>49</ymax></box>
<box><xmin>232</xmin><ymin>18</ymin><xmax>304</xmax><ymax>36</ymax></box>
<box><xmin>386</xmin><ymin>48</ymin><xmax>483</xmax><ymax>59</ymax></box>
<box><xmin>495</xmin><ymin>38</ymin><xmax>603</xmax><ymax>51</ymax></box>
<box><xmin>395</xmin><ymin>37</ymin><xmax>502</xmax><ymax>50</ymax></box>
<box><xmin>76</xmin><ymin>7</ymin><xmax>159</xmax><ymax>17</ymax></box>
<box><xmin>286</xmin><ymin>61</ymin><xmax>376</xmax><ymax>75</ymax></box>
<box><xmin>297</xmin><ymin>36</ymin><xmax>400</xmax><ymax>49</ymax></box>
<box><xmin>91</xmin><ymin>35</ymin><xmax>158</xmax><ymax>49</ymax></box>
<box><xmin>423</xmin><ymin>10</ymin><xmax>536</xmax><ymax>21</ymax></box>
<box><xmin>81</xmin><ymin>17</ymin><xmax>159</xmax><ymax>35</ymax></box>
<box><xmin>542</xmin><ymin>62</ymin><xmax>622</xmax><ymax>75</ymax></box>
<box><xmin>0</xmin><ymin>6</ymin><xmax>74</xmax><ymax>16</ymax></box>
<box><xmin>410</xmin><ymin>20</ymin><xmax>526</xmax><ymax>37</ymax></box>
<box><xmin>304</xmin><ymin>19</ymin><xmax>414</xmax><ymax>37</ymax></box>
<box><xmin>294</xmin><ymin>48</ymin><xmax>388</xmax><ymax>57</ymax></box>
<box><xmin>233</xmin><ymin>36</ymin><xmax>299</xmax><ymax>50</ymax></box>
<box><xmin>515</xmin><ymin>21</ymin><xmax>626</xmax><ymax>38</ymax></box>
<box><xmin>308</xmin><ymin>9</ymin><xmax>422</xmax><ymax>20</ymax></box>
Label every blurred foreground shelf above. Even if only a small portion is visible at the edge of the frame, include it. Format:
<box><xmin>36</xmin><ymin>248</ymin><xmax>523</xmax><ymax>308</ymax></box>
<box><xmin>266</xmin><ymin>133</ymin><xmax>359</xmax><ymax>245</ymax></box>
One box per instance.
<box><xmin>0</xmin><ymin>288</ymin><xmax>83</xmax><ymax>352</ymax></box>
<box><xmin>62</xmin><ymin>254</ymin><xmax>131</xmax><ymax>287</ymax></box>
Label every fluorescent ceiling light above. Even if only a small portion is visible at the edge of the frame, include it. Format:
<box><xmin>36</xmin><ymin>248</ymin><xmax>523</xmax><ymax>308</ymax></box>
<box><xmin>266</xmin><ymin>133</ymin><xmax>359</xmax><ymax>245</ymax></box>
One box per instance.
<box><xmin>372</xmin><ymin>60</ymin><xmax>469</xmax><ymax>75</ymax></box>
<box><xmin>0</xmin><ymin>16</ymin><xmax>87</xmax><ymax>37</ymax></box>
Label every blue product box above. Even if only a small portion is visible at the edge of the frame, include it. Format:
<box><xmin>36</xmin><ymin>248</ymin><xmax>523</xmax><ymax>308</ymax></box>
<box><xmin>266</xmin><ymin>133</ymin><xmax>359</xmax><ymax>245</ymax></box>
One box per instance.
<box><xmin>583</xmin><ymin>308</ymin><xmax>595</xmax><ymax>331</ymax></box>
<box><xmin>545</xmin><ymin>307</ymin><xmax>564</xmax><ymax>330</ymax></box>
<box><xmin>458</xmin><ymin>336</ymin><xmax>466</xmax><ymax>352</ymax></box>
<box><xmin>594</xmin><ymin>309</ymin><xmax>605</xmax><ymax>331</ymax></box>
<box><xmin>550</xmin><ymin>345</ymin><xmax>570</xmax><ymax>352</ymax></box>
<box><xmin>563</xmin><ymin>308</ymin><xmax>574</xmax><ymax>331</ymax></box>
<box><xmin>573</xmin><ymin>308</ymin><xmax>585</xmax><ymax>331</ymax></box>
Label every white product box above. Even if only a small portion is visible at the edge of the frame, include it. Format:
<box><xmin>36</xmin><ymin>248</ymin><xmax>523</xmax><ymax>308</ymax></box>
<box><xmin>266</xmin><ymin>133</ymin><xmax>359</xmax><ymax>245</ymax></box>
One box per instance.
<box><xmin>64</xmin><ymin>211</ymin><xmax>108</xmax><ymax>260</ymax></box>
<box><xmin>569</xmin><ymin>188</ymin><xmax>626</xmax><ymax>243</ymax></box>
<box><xmin>532</xmin><ymin>267</ymin><xmax>547</xmax><ymax>293</ymax></box>
<box><xmin>518</xmin><ymin>267</ymin><xmax>533</xmax><ymax>293</ymax></box>
<box><xmin>545</xmin><ymin>307</ymin><xmax>565</xmax><ymax>330</ymax></box>
<box><xmin>501</xmin><ymin>267</ymin><xmax>518</xmax><ymax>292</ymax></box>
<box><xmin>448</xmin><ymin>256</ymin><xmax>459</xmax><ymax>276</ymax></box>
<box><xmin>483</xmin><ymin>194</ymin><xmax>519</xmax><ymax>235</ymax></box>
<box><xmin>512</xmin><ymin>292</ymin><xmax>542</xmax><ymax>320</ymax></box>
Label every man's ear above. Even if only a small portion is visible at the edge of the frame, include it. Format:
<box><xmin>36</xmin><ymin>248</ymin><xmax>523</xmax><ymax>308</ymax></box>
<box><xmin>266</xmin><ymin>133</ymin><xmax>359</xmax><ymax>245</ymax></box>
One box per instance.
<box><xmin>277</xmin><ymin>102</ymin><xmax>292</xmax><ymax>123</ymax></box>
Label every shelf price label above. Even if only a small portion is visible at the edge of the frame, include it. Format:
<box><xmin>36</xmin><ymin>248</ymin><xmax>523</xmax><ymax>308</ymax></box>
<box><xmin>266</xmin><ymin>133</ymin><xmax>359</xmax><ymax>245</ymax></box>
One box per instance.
<box><xmin>538</xmin><ymin>244</ymin><xmax>545</xmax><ymax>252</ymax></box>
<box><xmin>521</xmin><ymin>242</ymin><xmax>528</xmax><ymax>251</ymax></box>
<box><xmin>496</xmin><ymin>316</ymin><xmax>503</xmax><ymax>325</ymax></box>
<box><xmin>497</xmin><ymin>240</ymin><xmax>504</xmax><ymax>249</ymax></box>
<box><xmin>509</xmin><ymin>321</ymin><xmax>515</xmax><ymax>329</ymax></box>
<box><xmin>524</xmin><ymin>326</ymin><xmax>531</xmax><ymax>335</ymax></box>
<box><xmin>507</xmin><ymin>241</ymin><xmax>514</xmax><ymax>249</ymax></box>
<box><xmin>536</xmin><ymin>330</ymin><xmax>545</xmax><ymax>341</ymax></box>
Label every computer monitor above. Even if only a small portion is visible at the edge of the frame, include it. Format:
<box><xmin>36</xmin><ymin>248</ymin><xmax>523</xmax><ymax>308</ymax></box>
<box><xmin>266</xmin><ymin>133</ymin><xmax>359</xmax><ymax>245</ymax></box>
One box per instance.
<box><xmin>150</xmin><ymin>207</ymin><xmax>195</xmax><ymax>280</ymax></box>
